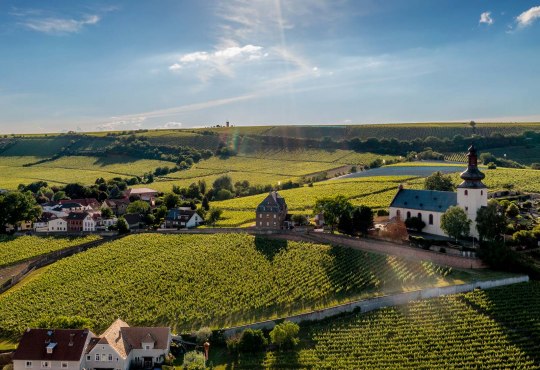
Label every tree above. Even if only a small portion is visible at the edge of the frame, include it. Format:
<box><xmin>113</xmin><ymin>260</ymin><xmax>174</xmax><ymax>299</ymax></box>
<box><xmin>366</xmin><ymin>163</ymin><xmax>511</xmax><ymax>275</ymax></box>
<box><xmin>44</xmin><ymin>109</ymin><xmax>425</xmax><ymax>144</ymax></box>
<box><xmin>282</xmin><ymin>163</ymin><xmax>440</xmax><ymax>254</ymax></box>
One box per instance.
<box><xmin>424</xmin><ymin>171</ymin><xmax>455</xmax><ymax>191</ymax></box>
<box><xmin>338</xmin><ymin>211</ymin><xmax>354</xmax><ymax>235</ymax></box>
<box><xmin>313</xmin><ymin>195</ymin><xmax>353</xmax><ymax>233</ymax></box>
<box><xmin>127</xmin><ymin>200</ymin><xmax>151</xmax><ymax>214</ymax></box>
<box><xmin>182</xmin><ymin>351</ymin><xmax>205</xmax><ymax>370</ymax></box>
<box><xmin>441</xmin><ymin>206</ymin><xmax>470</xmax><ymax>242</ymax></box>
<box><xmin>101</xmin><ymin>207</ymin><xmax>113</xmax><ymax>219</ymax></box>
<box><xmin>53</xmin><ymin>190</ymin><xmax>69</xmax><ymax>201</ymax></box>
<box><xmin>506</xmin><ymin>203</ymin><xmax>520</xmax><ymax>218</ymax></box>
<box><xmin>207</xmin><ymin>208</ymin><xmax>222</xmax><ymax>226</ymax></box>
<box><xmin>352</xmin><ymin>205</ymin><xmax>374</xmax><ymax>236</ymax></box>
<box><xmin>32</xmin><ymin>315</ymin><xmax>93</xmax><ymax>331</ymax></box>
<box><xmin>405</xmin><ymin>216</ymin><xmax>426</xmax><ymax>232</ymax></box>
<box><xmin>269</xmin><ymin>321</ymin><xmax>300</xmax><ymax>350</ymax></box>
<box><xmin>214</xmin><ymin>189</ymin><xmax>233</xmax><ymax>201</ymax></box>
<box><xmin>194</xmin><ymin>327</ymin><xmax>212</xmax><ymax>344</ymax></box>
<box><xmin>116</xmin><ymin>217</ymin><xmax>130</xmax><ymax>234</ymax></box>
<box><xmin>0</xmin><ymin>191</ymin><xmax>41</xmax><ymax>233</ymax></box>
<box><xmin>476</xmin><ymin>200</ymin><xmax>507</xmax><ymax>242</ymax></box>
<box><xmin>238</xmin><ymin>329</ymin><xmax>267</xmax><ymax>352</ymax></box>
<box><xmin>291</xmin><ymin>214</ymin><xmax>309</xmax><ymax>226</ymax></box>
<box><xmin>212</xmin><ymin>175</ymin><xmax>234</xmax><ymax>193</ymax></box>
<box><xmin>201</xmin><ymin>196</ymin><xmax>210</xmax><ymax>211</ymax></box>
<box><xmin>163</xmin><ymin>193</ymin><xmax>180</xmax><ymax>209</ymax></box>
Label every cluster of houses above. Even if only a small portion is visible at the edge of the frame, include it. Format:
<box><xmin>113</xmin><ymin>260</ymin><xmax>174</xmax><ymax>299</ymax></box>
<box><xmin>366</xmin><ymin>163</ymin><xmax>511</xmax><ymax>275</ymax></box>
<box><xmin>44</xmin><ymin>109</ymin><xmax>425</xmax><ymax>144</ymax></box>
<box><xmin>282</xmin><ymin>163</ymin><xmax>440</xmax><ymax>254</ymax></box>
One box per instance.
<box><xmin>17</xmin><ymin>187</ymin><xmax>205</xmax><ymax>234</ymax></box>
<box><xmin>12</xmin><ymin>319</ymin><xmax>172</xmax><ymax>370</ymax></box>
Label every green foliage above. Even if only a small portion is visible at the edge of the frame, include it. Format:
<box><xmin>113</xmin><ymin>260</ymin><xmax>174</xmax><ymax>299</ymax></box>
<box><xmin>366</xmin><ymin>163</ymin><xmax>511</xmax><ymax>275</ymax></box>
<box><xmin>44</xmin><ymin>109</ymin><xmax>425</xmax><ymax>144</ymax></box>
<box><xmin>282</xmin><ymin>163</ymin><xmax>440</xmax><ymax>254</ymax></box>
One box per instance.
<box><xmin>352</xmin><ymin>206</ymin><xmax>374</xmax><ymax>236</ymax></box>
<box><xmin>0</xmin><ymin>234</ymin><xmax>454</xmax><ymax>337</ymax></box>
<box><xmin>513</xmin><ymin>230</ymin><xmax>539</xmax><ymax>248</ymax></box>
<box><xmin>0</xmin><ymin>235</ymin><xmax>100</xmax><ymax>268</ymax></box>
<box><xmin>32</xmin><ymin>315</ymin><xmax>93</xmax><ymax>331</ymax></box>
<box><xmin>337</xmin><ymin>211</ymin><xmax>354</xmax><ymax>235</ymax></box>
<box><xmin>269</xmin><ymin>321</ymin><xmax>300</xmax><ymax>350</ymax></box>
<box><xmin>476</xmin><ymin>200</ymin><xmax>507</xmax><ymax>242</ymax></box>
<box><xmin>101</xmin><ymin>207</ymin><xmax>113</xmax><ymax>219</ymax></box>
<box><xmin>194</xmin><ymin>327</ymin><xmax>212</xmax><ymax>344</ymax></box>
<box><xmin>506</xmin><ymin>203</ymin><xmax>520</xmax><ymax>218</ymax></box>
<box><xmin>441</xmin><ymin>206</ymin><xmax>470</xmax><ymax>241</ymax></box>
<box><xmin>405</xmin><ymin>216</ymin><xmax>426</xmax><ymax>232</ymax></box>
<box><xmin>291</xmin><ymin>214</ymin><xmax>309</xmax><ymax>226</ymax></box>
<box><xmin>127</xmin><ymin>200</ymin><xmax>151</xmax><ymax>214</ymax></box>
<box><xmin>163</xmin><ymin>193</ymin><xmax>180</xmax><ymax>209</ymax></box>
<box><xmin>116</xmin><ymin>217</ymin><xmax>130</xmax><ymax>234</ymax></box>
<box><xmin>238</xmin><ymin>329</ymin><xmax>267</xmax><ymax>352</ymax></box>
<box><xmin>314</xmin><ymin>195</ymin><xmax>353</xmax><ymax>232</ymax></box>
<box><xmin>424</xmin><ymin>171</ymin><xmax>455</xmax><ymax>191</ymax></box>
<box><xmin>183</xmin><ymin>351</ymin><xmax>205</xmax><ymax>370</ymax></box>
<box><xmin>206</xmin><ymin>208</ymin><xmax>222</xmax><ymax>226</ymax></box>
<box><xmin>0</xmin><ymin>191</ymin><xmax>41</xmax><ymax>233</ymax></box>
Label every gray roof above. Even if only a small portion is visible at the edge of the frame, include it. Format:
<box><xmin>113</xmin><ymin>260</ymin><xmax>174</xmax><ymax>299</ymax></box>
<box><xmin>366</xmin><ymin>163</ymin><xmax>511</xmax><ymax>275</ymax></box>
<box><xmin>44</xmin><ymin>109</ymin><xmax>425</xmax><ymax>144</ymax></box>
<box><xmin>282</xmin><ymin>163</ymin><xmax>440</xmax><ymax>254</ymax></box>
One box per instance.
<box><xmin>256</xmin><ymin>191</ymin><xmax>287</xmax><ymax>213</ymax></box>
<box><xmin>390</xmin><ymin>189</ymin><xmax>457</xmax><ymax>213</ymax></box>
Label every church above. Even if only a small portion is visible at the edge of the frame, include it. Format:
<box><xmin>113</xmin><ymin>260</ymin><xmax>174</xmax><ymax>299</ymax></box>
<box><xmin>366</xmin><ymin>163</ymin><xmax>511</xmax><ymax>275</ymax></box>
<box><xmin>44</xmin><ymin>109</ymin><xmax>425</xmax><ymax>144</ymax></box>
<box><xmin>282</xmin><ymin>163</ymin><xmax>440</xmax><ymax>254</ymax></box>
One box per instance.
<box><xmin>389</xmin><ymin>145</ymin><xmax>487</xmax><ymax>238</ymax></box>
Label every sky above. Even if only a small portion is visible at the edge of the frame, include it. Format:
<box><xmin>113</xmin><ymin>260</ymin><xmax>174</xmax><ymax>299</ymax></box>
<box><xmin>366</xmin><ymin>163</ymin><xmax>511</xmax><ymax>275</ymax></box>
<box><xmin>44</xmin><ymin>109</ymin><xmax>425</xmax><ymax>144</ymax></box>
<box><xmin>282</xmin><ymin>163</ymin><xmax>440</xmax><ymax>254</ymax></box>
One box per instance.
<box><xmin>1</xmin><ymin>0</ymin><xmax>540</xmax><ymax>133</ymax></box>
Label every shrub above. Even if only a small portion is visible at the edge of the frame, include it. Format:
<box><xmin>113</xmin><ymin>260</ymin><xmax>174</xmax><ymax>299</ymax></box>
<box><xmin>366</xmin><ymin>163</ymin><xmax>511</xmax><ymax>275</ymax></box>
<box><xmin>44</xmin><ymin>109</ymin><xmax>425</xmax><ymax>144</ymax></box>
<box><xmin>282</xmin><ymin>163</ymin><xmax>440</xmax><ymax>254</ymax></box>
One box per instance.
<box><xmin>182</xmin><ymin>351</ymin><xmax>205</xmax><ymax>370</ymax></box>
<box><xmin>376</xmin><ymin>209</ymin><xmax>389</xmax><ymax>217</ymax></box>
<box><xmin>487</xmin><ymin>162</ymin><xmax>497</xmax><ymax>169</ymax></box>
<box><xmin>238</xmin><ymin>328</ymin><xmax>267</xmax><ymax>352</ymax></box>
<box><xmin>194</xmin><ymin>326</ymin><xmax>212</xmax><ymax>344</ymax></box>
<box><xmin>269</xmin><ymin>321</ymin><xmax>300</xmax><ymax>350</ymax></box>
<box><xmin>405</xmin><ymin>217</ymin><xmax>426</xmax><ymax>232</ymax></box>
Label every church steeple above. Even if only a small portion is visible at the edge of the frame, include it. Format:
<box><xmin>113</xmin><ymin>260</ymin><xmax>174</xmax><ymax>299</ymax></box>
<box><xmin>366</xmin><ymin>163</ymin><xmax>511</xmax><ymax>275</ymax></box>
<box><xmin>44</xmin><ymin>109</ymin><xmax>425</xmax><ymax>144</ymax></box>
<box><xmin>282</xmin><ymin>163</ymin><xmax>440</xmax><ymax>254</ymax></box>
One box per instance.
<box><xmin>458</xmin><ymin>144</ymin><xmax>486</xmax><ymax>189</ymax></box>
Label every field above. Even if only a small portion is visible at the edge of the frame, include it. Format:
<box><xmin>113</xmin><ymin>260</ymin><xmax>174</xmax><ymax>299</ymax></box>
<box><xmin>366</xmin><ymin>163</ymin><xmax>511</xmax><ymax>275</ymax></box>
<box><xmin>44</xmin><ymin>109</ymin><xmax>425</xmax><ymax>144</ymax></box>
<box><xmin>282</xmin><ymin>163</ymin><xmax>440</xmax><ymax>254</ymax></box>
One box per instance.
<box><xmin>0</xmin><ymin>235</ymin><xmax>100</xmax><ymax>268</ymax></box>
<box><xmin>0</xmin><ymin>233</ymin><xmax>476</xmax><ymax>337</ymax></box>
<box><xmin>0</xmin><ymin>155</ymin><xmax>175</xmax><ymax>189</ymax></box>
<box><xmin>211</xmin><ymin>176</ymin><xmax>419</xmax><ymax>226</ymax></box>
<box><xmin>221</xmin><ymin>282</ymin><xmax>540</xmax><ymax>369</ymax></box>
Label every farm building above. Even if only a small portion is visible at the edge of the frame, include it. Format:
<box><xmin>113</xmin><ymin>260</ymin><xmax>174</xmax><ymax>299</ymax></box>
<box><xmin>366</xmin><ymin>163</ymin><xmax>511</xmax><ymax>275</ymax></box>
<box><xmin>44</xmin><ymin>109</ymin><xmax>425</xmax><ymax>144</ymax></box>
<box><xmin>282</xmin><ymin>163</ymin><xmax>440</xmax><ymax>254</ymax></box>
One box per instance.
<box><xmin>389</xmin><ymin>145</ymin><xmax>487</xmax><ymax>238</ymax></box>
<box><xmin>256</xmin><ymin>191</ymin><xmax>290</xmax><ymax>229</ymax></box>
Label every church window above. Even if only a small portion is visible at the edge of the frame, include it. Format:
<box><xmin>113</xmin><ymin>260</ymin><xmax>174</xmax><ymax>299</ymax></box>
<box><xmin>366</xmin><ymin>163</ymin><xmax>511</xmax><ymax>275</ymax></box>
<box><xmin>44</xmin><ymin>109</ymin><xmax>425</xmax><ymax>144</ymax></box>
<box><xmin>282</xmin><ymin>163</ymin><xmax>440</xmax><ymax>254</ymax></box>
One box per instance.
<box><xmin>406</xmin><ymin>211</ymin><xmax>411</xmax><ymax>219</ymax></box>
<box><xmin>465</xmin><ymin>190</ymin><xmax>468</xmax><ymax>196</ymax></box>
<box><xmin>465</xmin><ymin>207</ymin><xmax>468</xmax><ymax>211</ymax></box>
<box><xmin>429</xmin><ymin>214</ymin><xmax>433</xmax><ymax>225</ymax></box>
<box><xmin>417</xmin><ymin>213</ymin><xmax>422</xmax><ymax>220</ymax></box>
<box><xmin>481</xmin><ymin>190</ymin><xmax>483</xmax><ymax>195</ymax></box>
<box><xmin>396</xmin><ymin>210</ymin><xmax>401</xmax><ymax>218</ymax></box>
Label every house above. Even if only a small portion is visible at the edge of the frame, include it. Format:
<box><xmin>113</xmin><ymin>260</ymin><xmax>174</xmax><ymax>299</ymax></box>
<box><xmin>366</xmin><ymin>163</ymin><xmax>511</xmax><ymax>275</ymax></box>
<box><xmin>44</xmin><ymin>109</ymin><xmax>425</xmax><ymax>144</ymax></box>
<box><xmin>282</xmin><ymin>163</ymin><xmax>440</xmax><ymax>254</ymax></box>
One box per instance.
<box><xmin>59</xmin><ymin>199</ymin><xmax>101</xmax><ymax>212</ymax></box>
<box><xmin>66</xmin><ymin>212</ymin><xmax>96</xmax><ymax>232</ymax></box>
<box><xmin>126</xmin><ymin>188</ymin><xmax>158</xmax><ymax>202</ymax></box>
<box><xmin>12</xmin><ymin>328</ymin><xmax>95</xmax><ymax>370</ymax></box>
<box><xmin>84</xmin><ymin>319</ymin><xmax>171</xmax><ymax>370</ymax></box>
<box><xmin>123</xmin><ymin>214</ymin><xmax>144</xmax><ymax>230</ymax></box>
<box><xmin>102</xmin><ymin>198</ymin><xmax>130</xmax><ymax>216</ymax></box>
<box><xmin>255</xmin><ymin>191</ymin><xmax>289</xmax><ymax>229</ymax></box>
<box><xmin>164</xmin><ymin>208</ymin><xmax>204</xmax><ymax>229</ymax></box>
<box><xmin>48</xmin><ymin>218</ymin><xmax>68</xmax><ymax>232</ymax></box>
<box><xmin>34</xmin><ymin>213</ymin><xmax>56</xmax><ymax>232</ymax></box>
<box><xmin>389</xmin><ymin>145</ymin><xmax>487</xmax><ymax>238</ymax></box>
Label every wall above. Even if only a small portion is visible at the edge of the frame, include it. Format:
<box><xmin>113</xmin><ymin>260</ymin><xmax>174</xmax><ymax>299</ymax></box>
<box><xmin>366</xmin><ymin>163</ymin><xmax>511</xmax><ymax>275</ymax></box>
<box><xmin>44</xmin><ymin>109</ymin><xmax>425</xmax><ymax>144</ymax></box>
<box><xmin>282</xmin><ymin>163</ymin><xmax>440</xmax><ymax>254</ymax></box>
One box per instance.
<box><xmin>222</xmin><ymin>275</ymin><xmax>529</xmax><ymax>337</ymax></box>
<box><xmin>390</xmin><ymin>207</ymin><xmax>445</xmax><ymax>236</ymax></box>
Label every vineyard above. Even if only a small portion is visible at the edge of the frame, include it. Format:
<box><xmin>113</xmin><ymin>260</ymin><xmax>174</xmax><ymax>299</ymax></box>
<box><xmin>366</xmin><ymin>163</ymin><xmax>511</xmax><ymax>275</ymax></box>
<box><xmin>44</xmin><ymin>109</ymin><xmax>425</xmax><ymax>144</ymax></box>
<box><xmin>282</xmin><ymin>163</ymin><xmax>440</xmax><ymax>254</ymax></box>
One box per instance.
<box><xmin>226</xmin><ymin>282</ymin><xmax>540</xmax><ymax>369</ymax></box>
<box><xmin>211</xmin><ymin>176</ymin><xmax>418</xmax><ymax>226</ymax></box>
<box><xmin>0</xmin><ymin>235</ymin><xmax>100</xmax><ymax>268</ymax></box>
<box><xmin>0</xmin><ymin>233</ymin><xmax>468</xmax><ymax>338</ymax></box>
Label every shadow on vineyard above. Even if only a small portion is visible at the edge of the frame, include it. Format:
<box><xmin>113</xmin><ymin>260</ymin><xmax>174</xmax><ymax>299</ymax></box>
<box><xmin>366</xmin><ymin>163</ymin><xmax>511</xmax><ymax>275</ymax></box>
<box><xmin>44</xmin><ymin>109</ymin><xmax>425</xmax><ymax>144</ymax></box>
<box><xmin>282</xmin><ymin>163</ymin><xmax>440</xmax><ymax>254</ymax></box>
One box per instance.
<box><xmin>254</xmin><ymin>236</ymin><xmax>288</xmax><ymax>262</ymax></box>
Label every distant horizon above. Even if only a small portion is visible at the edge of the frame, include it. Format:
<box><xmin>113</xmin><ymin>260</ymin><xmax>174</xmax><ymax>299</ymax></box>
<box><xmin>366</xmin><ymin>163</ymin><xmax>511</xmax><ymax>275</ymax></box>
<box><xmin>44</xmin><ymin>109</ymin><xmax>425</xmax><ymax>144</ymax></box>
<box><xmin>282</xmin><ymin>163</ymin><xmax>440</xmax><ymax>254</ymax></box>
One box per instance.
<box><xmin>1</xmin><ymin>0</ymin><xmax>540</xmax><ymax>133</ymax></box>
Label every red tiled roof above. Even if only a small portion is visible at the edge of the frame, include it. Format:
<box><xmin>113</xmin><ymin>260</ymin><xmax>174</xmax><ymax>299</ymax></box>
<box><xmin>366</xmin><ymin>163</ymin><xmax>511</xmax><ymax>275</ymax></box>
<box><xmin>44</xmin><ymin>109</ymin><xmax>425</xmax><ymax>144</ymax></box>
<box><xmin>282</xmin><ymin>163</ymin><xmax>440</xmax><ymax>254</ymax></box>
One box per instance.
<box><xmin>13</xmin><ymin>329</ymin><xmax>93</xmax><ymax>361</ymax></box>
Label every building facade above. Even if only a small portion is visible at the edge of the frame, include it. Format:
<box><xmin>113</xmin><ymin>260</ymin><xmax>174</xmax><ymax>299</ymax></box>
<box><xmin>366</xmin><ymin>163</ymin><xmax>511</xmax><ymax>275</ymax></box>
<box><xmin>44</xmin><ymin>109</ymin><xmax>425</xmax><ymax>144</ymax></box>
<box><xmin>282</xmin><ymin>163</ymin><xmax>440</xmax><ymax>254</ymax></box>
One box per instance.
<box><xmin>256</xmin><ymin>191</ymin><xmax>288</xmax><ymax>229</ymax></box>
<box><xmin>389</xmin><ymin>145</ymin><xmax>487</xmax><ymax>238</ymax></box>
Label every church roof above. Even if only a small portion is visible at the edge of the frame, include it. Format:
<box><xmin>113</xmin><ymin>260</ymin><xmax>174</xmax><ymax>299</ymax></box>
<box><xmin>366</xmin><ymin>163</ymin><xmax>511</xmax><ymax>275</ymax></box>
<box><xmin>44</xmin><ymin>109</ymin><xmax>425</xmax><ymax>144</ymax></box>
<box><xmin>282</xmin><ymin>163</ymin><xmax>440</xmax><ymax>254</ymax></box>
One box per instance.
<box><xmin>390</xmin><ymin>189</ymin><xmax>457</xmax><ymax>213</ymax></box>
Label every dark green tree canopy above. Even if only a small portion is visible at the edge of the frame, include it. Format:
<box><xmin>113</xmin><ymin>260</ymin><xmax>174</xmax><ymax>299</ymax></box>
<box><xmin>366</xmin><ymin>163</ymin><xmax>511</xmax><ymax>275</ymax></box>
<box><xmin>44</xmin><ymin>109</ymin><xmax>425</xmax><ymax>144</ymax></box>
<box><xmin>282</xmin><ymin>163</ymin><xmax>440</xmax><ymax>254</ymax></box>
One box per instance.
<box><xmin>424</xmin><ymin>171</ymin><xmax>455</xmax><ymax>191</ymax></box>
<box><xmin>476</xmin><ymin>200</ymin><xmax>507</xmax><ymax>242</ymax></box>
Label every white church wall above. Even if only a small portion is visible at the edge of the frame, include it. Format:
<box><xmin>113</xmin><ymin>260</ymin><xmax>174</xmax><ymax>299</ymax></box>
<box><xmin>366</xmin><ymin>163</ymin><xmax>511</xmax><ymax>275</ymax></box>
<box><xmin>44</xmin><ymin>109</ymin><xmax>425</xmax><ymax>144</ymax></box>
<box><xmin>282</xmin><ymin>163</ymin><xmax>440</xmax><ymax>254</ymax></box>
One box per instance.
<box><xmin>389</xmin><ymin>207</ymin><xmax>446</xmax><ymax>237</ymax></box>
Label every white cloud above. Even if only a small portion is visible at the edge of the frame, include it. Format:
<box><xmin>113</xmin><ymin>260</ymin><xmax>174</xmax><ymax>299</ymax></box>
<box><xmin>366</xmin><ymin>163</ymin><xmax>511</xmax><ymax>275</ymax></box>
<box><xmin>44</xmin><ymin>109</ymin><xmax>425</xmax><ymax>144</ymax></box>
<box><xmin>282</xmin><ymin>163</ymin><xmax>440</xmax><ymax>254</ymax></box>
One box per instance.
<box><xmin>97</xmin><ymin>116</ymin><xmax>146</xmax><ymax>131</ymax></box>
<box><xmin>160</xmin><ymin>122</ymin><xmax>183</xmax><ymax>129</ymax></box>
<box><xmin>479</xmin><ymin>11</ymin><xmax>493</xmax><ymax>25</ymax></box>
<box><xmin>20</xmin><ymin>14</ymin><xmax>100</xmax><ymax>34</ymax></box>
<box><xmin>168</xmin><ymin>44</ymin><xmax>264</xmax><ymax>80</ymax></box>
<box><xmin>516</xmin><ymin>6</ymin><xmax>540</xmax><ymax>27</ymax></box>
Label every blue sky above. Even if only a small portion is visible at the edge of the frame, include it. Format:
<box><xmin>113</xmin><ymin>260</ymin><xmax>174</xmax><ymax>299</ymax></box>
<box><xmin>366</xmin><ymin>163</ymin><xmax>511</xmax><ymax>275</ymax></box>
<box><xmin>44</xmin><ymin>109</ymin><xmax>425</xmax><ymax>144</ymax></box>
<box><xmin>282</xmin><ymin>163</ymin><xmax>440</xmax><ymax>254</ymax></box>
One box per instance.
<box><xmin>1</xmin><ymin>0</ymin><xmax>540</xmax><ymax>133</ymax></box>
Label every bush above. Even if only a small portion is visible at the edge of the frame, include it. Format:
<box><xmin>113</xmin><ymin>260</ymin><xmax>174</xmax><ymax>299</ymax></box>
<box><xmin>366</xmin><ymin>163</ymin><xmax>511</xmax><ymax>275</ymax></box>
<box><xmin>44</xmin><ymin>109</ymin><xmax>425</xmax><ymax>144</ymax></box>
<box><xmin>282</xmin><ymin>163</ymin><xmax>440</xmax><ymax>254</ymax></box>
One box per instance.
<box><xmin>487</xmin><ymin>162</ymin><xmax>497</xmax><ymax>169</ymax></box>
<box><xmin>194</xmin><ymin>326</ymin><xmax>212</xmax><ymax>344</ymax></box>
<box><xmin>238</xmin><ymin>328</ymin><xmax>267</xmax><ymax>352</ymax></box>
<box><xmin>269</xmin><ymin>321</ymin><xmax>300</xmax><ymax>350</ymax></box>
<box><xmin>376</xmin><ymin>209</ymin><xmax>389</xmax><ymax>217</ymax></box>
<box><xmin>405</xmin><ymin>217</ymin><xmax>426</xmax><ymax>232</ymax></box>
<box><xmin>182</xmin><ymin>351</ymin><xmax>205</xmax><ymax>370</ymax></box>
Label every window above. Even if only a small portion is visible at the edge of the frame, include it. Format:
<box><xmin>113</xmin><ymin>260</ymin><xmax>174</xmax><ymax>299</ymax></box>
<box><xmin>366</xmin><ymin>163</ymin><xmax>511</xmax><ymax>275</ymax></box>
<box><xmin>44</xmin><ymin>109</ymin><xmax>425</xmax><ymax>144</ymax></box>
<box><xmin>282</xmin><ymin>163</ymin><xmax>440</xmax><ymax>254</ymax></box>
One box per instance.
<box><xmin>25</xmin><ymin>362</ymin><xmax>32</xmax><ymax>368</ymax></box>
<box><xmin>259</xmin><ymin>214</ymin><xmax>262</xmax><ymax>218</ymax></box>
<box><xmin>465</xmin><ymin>206</ymin><xmax>469</xmax><ymax>211</ymax></box>
<box><xmin>61</xmin><ymin>363</ymin><xmax>68</xmax><ymax>368</ymax></box>
<box><xmin>273</xmin><ymin>214</ymin><xmax>276</xmax><ymax>218</ymax></box>
<box><xmin>481</xmin><ymin>190</ymin><xmax>483</xmax><ymax>195</ymax></box>
<box><xmin>273</xmin><ymin>222</ymin><xmax>276</xmax><ymax>226</ymax></box>
<box><xmin>95</xmin><ymin>354</ymin><xmax>100</xmax><ymax>361</ymax></box>
<box><xmin>465</xmin><ymin>190</ymin><xmax>468</xmax><ymax>196</ymax></box>
<box><xmin>417</xmin><ymin>213</ymin><xmax>422</xmax><ymax>220</ymax></box>
<box><xmin>406</xmin><ymin>211</ymin><xmax>411</xmax><ymax>219</ymax></box>
<box><xmin>266</xmin><ymin>222</ymin><xmax>269</xmax><ymax>226</ymax></box>
<box><xmin>145</xmin><ymin>345</ymin><xmax>150</xmax><ymax>350</ymax></box>
<box><xmin>429</xmin><ymin>214</ymin><xmax>433</xmax><ymax>225</ymax></box>
<box><xmin>41</xmin><ymin>362</ymin><xmax>50</xmax><ymax>368</ymax></box>
<box><xmin>86</xmin><ymin>356</ymin><xmax>91</xmax><ymax>361</ymax></box>
<box><xmin>396</xmin><ymin>210</ymin><xmax>401</xmax><ymax>218</ymax></box>
<box><xmin>108</xmin><ymin>354</ymin><xmax>113</xmax><ymax>362</ymax></box>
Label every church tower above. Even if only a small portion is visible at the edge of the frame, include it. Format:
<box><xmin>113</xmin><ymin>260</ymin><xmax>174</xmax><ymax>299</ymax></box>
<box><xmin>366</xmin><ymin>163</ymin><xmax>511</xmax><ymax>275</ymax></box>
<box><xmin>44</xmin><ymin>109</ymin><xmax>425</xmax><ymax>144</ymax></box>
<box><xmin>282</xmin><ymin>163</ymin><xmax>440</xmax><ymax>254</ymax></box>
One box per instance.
<box><xmin>457</xmin><ymin>144</ymin><xmax>488</xmax><ymax>238</ymax></box>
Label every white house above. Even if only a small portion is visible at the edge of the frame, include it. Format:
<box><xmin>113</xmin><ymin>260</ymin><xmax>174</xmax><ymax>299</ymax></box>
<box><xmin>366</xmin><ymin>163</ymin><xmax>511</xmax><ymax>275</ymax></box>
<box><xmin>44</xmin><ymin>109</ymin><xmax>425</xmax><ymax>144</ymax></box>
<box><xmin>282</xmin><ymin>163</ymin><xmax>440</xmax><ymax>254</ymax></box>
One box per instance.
<box><xmin>84</xmin><ymin>319</ymin><xmax>171</xmax><ymax>370</ymax></box>
<box><xmin>164</xmin><ymin>208</ymin><xmax>204</xmax><ymax>229</ymax></box>
<box><xmin>48</xmin><ymin>218</ymin><xmax>68</xmax><ymax>232</ymax></box>
<box><xmin>12</xmin><ymin>329</ymin><xmax>95</xmax><ymax>370</ymax></box>
<box><xmin>389</xmin><ymin>145</ymin><xmax>487</xmax><ymax>238</ymax></box>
